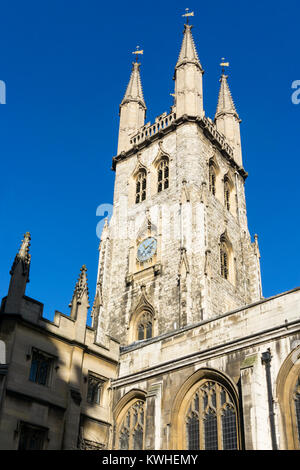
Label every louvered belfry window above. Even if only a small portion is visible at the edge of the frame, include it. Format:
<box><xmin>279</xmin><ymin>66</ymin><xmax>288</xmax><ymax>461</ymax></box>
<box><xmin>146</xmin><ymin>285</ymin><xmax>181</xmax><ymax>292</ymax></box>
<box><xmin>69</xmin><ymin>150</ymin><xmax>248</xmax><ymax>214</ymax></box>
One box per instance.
<box><xmin>220</xmin><ymin>239</ymin><xmax>229</xmax><ymax>280</ymax></box>
<box><xmin>224</xmin><ymin>177</ymin><xmax>231</xmax><ymax>211</ymax></box>
<box><xmin>136</xmin><ymin>170</ymin><xmax>147</xmax><ymax>204</ymax></box>
<box><xmin>158</xmin><ymin>158</ymin><xmax>169</xmax><ymax>193</ymax></box>
<box><xmin>118</xmin><ymin>400</ymin><xmax>145</xmax><ymax>450</ymax></box>
<box><xmin>186</xmin><ymin>381</ymin><xmax>238</xmax><ymax>450</ymax></box>
<box><xmin>209</xmin><ymin>163</ymin><xmax>216</xmax><ymax>196</ymax></box>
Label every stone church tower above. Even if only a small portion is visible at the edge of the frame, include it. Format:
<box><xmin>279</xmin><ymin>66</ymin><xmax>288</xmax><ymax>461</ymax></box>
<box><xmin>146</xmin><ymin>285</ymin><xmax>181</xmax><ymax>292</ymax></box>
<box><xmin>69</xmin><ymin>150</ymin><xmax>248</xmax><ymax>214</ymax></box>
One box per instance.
<box><xmin>92</xmin><ymin>21</ymin><xmax>262</xmax><ymax>347</ymax></box>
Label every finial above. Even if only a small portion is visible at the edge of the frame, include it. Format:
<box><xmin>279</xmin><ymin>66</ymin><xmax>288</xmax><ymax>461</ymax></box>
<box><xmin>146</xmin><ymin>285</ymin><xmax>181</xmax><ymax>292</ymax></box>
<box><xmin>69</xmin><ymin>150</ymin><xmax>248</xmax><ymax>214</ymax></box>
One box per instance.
<box><xmin>132</xmin><ymin>45</ymin><xmax>144</xmax><ymax>63</ymax></box>
<box><xmin>220</xmin><ymin>58</ymin><xmax>230</xmax><ymax>75</ymax></box>
<box><xmin>182</xmin><ymin>8</ymin><xmax>194</xmax><ymax>25</ymax></box>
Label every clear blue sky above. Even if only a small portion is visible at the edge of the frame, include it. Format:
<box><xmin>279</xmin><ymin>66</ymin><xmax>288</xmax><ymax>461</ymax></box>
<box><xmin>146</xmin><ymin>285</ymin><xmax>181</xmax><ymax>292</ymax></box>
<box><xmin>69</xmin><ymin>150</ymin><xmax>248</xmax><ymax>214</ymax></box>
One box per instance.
<box><xmin>0</xmin><ymin>0</ymin><xmax>299</xmax><ymax>323</ymax></box>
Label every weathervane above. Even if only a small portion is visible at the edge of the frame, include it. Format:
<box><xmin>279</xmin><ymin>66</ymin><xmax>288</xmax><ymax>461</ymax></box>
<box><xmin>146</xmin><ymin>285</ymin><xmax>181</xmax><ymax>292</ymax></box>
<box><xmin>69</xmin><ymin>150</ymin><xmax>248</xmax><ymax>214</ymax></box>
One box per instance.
<box><xmin>132</xmin><ymin>45</ymin><xmax>144</xmax><ymax>62</ymax></box>
<box><xmin>182</xmin><ymin>8</ymin><xmax>194</xmax><ymax>24</ymax></box>
<box><xmin>220</xmin><ymin>57</ymin><xmax>230</xmax><ymax>74</ymax></box>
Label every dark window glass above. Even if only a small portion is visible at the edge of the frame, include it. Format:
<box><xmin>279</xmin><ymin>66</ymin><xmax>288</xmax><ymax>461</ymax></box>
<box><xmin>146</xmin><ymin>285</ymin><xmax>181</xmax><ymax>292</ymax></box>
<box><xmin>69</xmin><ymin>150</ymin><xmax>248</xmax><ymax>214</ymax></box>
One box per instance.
<box><xmin>204</xmin><ymin>410</ymin><xmax>218</xmax><ymax>450</ymax></box>
<box><xmin>133</xmin><ymin>427</ymin><xmax>143</xmax><ymax>450</ymax></box>
<box><xmin>209</xmin><ymin>164</ymin><xmax>216</xmax><ymax>195</ymax></box>
<box><xmin>187</xmin><ymin>415</ymin><xmax>199</xmax><ymax>450</ymax></box>
<box><xmin>138</xmin><ymin>324</ymin><xmax>145</xmax><ymax>340</ymax></box>
<box><xmin>29</xmin><ymin>351</ymin><xmax>52</xmax><ymax>386</ymax></box>
<box><xmin>119</xmin><ymin>429</ymin><xmax>129</xmax><ymax>450</ymax></box>
<box><xmin>87</xmin><ymin>375</ymin><xmax>104</xmax><ymax>404</ymax></box>
<box><xmin>220</xmin><ymin>242</ymin><xmax>229</xmax><ymax>280</ymax></box>
<box><xmin>18</xmin><ymin>423</ymin><xmax>46</xmax><ymax>450</ymax></box>
<box><xmin>146</xmin><ymin>322</ymin><xmax>152</xmax><ymax>339</ymax></box>
<box><xmin>222</xmin><ymin>407</ymin><xmax>238</xmax><ymax>450</ymax></box>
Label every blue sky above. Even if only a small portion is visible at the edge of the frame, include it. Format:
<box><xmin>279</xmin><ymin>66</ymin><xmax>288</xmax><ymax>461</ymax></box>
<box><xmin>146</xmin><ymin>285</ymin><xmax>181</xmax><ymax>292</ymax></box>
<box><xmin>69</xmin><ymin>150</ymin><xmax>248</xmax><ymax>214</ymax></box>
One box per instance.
<box><xmin>0</xmin><ymin>0</ymin><xmax>299</xmax><ymax>323</ymax></box>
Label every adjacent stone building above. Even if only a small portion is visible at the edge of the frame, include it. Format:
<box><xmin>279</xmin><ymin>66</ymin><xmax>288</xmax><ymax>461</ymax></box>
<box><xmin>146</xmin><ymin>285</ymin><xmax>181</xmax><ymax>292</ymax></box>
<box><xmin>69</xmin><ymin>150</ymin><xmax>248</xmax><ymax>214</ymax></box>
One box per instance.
<box><xmin>0</xmin><ymin>19</ymin><xmax>300</xmax><ymax>450</ymax></box>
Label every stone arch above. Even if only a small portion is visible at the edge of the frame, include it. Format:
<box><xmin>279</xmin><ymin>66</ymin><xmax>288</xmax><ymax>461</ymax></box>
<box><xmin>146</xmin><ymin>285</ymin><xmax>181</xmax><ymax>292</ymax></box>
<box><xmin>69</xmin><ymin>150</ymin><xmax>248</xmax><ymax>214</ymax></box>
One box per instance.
<box><xmin>276</xmin><ymin>342</ymin><xmax>300</xmax><ymax>449</ymax></box>
<box><xmin>170</xmin><ymin>367</ymin><xmax>241</xmax><ymax>450</ymax></box>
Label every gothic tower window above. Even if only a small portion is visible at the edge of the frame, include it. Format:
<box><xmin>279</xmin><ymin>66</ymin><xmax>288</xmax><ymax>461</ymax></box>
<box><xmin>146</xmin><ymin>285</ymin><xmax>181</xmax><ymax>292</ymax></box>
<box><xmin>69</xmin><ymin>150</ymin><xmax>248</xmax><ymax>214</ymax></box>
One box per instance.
<box><xmin>220</xmin><ymin>237</ymin><xmax>229</xmax><ymax>280</ymax></box>
<box><xmin>136</xmin><ymin>170</ymin><xmax>147</xmax><ymax>204</ymax></box>
<box><xmin>185</xmin><ymin>380</ymin><xmax>238</xmax><ymax>450</ymax></box>
<box><xmin>209</xmin><ymin>162</ymin><xmax>216</xmax><ymax>196</ymax></box>
<box><xmin>117</xmin><ymin>400</ymin><xmax>145</xmax><ymax>450</ymax></box>
<box><xmin>137</xmin><ymin>312</ymin><xmax>153</xmax><ymax>341</ymax></box>
<box><xmin>157</xmin><ymin>157</ymin><xmax>169</xmax><ymax>192</ymax></box>
<box><xmin>224</xmin><ymin>176</ymin><xmax>231</xmax><ymax>211</ymax></box>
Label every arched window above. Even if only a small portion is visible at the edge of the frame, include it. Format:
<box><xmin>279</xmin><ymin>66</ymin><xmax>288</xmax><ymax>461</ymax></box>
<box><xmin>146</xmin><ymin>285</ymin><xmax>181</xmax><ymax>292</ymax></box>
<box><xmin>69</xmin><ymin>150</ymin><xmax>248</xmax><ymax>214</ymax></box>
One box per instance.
<box><xmin>136</xmin><ymin>170</ymin><xmax>147</xmax><ymax>204</ymax></box>
<box><xmin>185</xmin><ymin>380</ymin><xmax>238</xmax><ymax>450</ymax></box>
<box><xmin>157</xmin><ymin>158</ymin><xmax>169</xmax><ymax>192</ymax></box>
<box><xmin>137</xmin><ymin>312</ymin><xmax>153</xmax><ymax>340</ymax></box>
<box><xmin>224</xmin><ymin>176</ymin><xmax>231</xmax><ymax>211</ymax></box>
<box><xmin>209</xmin><ymin>163</ymin><xmax>216</xmax><ymax>196</ymax></box>
<box><xmin>220</xmin><ymin>236</ymin><xmax>229</xmax><ymax>280</ymax></box>
<box><xmin>117</xmin><ymin>400</ymin><xmax>145</xmax><ymax>450</ymax></box>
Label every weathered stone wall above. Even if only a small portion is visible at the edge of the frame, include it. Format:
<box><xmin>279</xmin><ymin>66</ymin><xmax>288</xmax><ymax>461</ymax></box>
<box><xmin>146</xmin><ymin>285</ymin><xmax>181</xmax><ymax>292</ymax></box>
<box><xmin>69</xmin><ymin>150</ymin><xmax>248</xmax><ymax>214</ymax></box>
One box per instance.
<box><xmin>112</xmin><ymin>287</ymin><xmax>300</xmax><ymax>450</ymax></box>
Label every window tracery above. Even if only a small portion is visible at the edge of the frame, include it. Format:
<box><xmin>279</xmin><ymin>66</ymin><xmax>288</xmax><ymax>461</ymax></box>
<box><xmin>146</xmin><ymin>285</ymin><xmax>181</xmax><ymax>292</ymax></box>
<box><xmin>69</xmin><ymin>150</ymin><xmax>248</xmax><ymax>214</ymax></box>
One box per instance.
<box><xmin>185</xmin><ymin>380</ymin><xmax>238</xmax><ymax>450</ymax></box>
<box><xmin>118</xmin><ymin>400</ymin><xmax>145</xmax><ymax>450</ymax></box>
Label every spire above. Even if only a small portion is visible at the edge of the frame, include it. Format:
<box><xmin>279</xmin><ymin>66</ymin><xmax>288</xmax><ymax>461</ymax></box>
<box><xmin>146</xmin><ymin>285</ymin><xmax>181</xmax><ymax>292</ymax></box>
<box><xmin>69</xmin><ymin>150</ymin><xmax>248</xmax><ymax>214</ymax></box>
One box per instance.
<box><xmin>121</xmin><ymin>61</ymin><xmax>146</xmax><ymax>110</ymax></box>
<box><xmin>117</xmin><ymin>50</ymin><xmax>147</xmax><ymax>154</ymax></box>
<box><xmin>175</xmin><ymin>24</ymin><xmax>203</xmax><ymax>72</ymax></box>
<box><xmin>174</xmin><ymin>13</ymin><xmax>204</xmax><ymax>118</ymax></box>
<box><xmin>215</xmin><ymin>73</ymin><xmax>239</xmax><ymax>120</ymax></box>
<box><xmin>214</xmin><ymin>62</ymin><xmax>243</xmax><ymax>167</ymax></box>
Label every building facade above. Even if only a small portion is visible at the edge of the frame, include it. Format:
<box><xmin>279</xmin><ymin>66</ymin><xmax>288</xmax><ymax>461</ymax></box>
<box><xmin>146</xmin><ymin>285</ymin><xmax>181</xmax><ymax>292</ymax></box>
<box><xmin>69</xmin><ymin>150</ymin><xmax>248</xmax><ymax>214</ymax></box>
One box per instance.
<box><xmin>0</xmin><ymin>20</ymin><xmax>300</xmax><ymax>450</ymax></box>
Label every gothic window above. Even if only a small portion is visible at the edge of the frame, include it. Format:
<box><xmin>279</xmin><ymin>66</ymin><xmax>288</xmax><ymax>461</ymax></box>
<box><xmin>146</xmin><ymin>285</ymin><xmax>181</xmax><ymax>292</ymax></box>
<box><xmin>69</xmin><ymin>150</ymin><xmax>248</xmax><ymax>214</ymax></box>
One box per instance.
<box><xmin>209</xmin><ymin>163</ymin><xmax>216</xmax><ymax>196</ymax></box>
<box><xmin>118</xmin><ymin>400</ymin><xmax>145</xmax><ymax>450</ymax></box>
<box><xmin>29</xmin><ymin>349</ymin><xmax>53</xmax><ymax>386</ymax></box>
<box><xmin>137</xmin><ymin>312</ymin><xmax>153</xmax><ymax>340</ymax></box>
<box><xmin>224</xmin><ymin>176</ymin><xmax>231</xmax><ymax>211</ymax></box>
<box><xmin>157</xmin><ymin>157</ymin><xmax>169</xmax><ymax>192</ymax></box>
<box><xmin>220</xmin><ymin>237</ymin><xmax>229</xmax><ymax>280</ymax></box>
<box><xmin>18</xmin><ymin>423</ymin><xmax>47</xmax><ymax>450</ymax></box>
<box><xmin>136</xmin><ymin>170</ymin><xmax>147</xmax><ymax>204</ymax></box>
<box><xmin>87</xmin><ymin>374</ymin><xmax>104</xmax><ymax>405</ymax></box>
<box><xmin>185</xmin><ymin>381</ymin><xmax>238</xmax><ymax>450</ymax></box>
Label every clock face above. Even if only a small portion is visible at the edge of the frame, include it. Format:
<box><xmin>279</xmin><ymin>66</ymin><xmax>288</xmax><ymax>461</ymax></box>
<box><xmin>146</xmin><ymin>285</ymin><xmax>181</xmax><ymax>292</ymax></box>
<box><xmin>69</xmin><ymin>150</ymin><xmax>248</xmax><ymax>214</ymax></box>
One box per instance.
<box><xmin>137</xmin><ymin>237</ymin><xmax>157</xmax><ymax>262</ymax></box>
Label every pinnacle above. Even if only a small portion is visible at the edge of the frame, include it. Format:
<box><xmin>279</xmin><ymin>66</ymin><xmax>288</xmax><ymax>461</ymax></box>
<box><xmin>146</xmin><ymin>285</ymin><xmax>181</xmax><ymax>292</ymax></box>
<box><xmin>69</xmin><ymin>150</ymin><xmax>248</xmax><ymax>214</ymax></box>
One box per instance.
<box><xmin>70</xmin><ymin>265</ymin><xmax>89</xmax><ymax>306</ymax></box>
<box><xmin>215</xmin><ymin>73</ymin><xmax>239</xmax><ymax>119</ymax></box>
<box><xmin>121</xmin><ymin>61</ymin><xmax>146</xmax><ymax>109</ymax></box>
<box><xmin>175</xmin><ymin>24</ymin><xmax>203</xmax><ymax>71</ymax></box>
<box><xmin>10</xmin><ymin>232</ymin><xmax>31</xmax><ymax>276</ymax></box>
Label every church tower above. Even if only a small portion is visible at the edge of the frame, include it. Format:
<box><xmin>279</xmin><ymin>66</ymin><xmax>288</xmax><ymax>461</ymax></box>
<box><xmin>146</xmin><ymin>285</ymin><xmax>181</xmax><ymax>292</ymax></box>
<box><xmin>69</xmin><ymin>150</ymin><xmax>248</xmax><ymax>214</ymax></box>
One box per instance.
<box><xmin>93</xmin><ymin>18</ymin><xmax>262</xmax><ymax>346</ymax></box>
